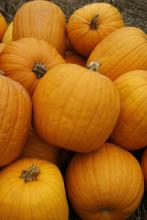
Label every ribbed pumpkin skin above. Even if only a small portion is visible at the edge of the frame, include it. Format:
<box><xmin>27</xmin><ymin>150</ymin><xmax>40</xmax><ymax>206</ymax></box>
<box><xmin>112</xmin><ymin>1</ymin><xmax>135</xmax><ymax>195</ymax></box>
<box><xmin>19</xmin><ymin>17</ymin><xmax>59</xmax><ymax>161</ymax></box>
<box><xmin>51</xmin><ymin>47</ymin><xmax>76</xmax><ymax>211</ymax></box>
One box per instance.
<box><xmin>0</xmin><ymin>13</ymin><xmax>7</xmax><ymax>41</ymax></box>
<box><xmin>13</xmin><ymin>0</ymin><xmax>66</xmax><ymax>55</ymax></box>
<box><xmin>87</xmin><ymin>27</ymin><xmax>147</xmax><ymax>80</ymax></box>
<box><xmin>67</xmin><ymin>3</ymin><xmax>124</xmax><ymax>56</ymax></box>
<box><xmin>0</xmin><ymin>76</ymin><xmax>32</xmax><ymax>167</ymax></box>
<box><xmin>20</xmin><ymin>128</ymin><xmax>60</xmax><ymax>165</ymax></box>
<box><xmin>2</xmin><ymin>22</ymin><xmax>13</xmax><ymax>43</ymax></box>
<box><xmin>141</xmin><ymin>148</ymin><xmax>147</xmax><ymax>190</ymax></box>
<box><xmin>0</xmin><ymin>158</ymin><xmax>69</xmax><ymax>220</ymax></box>
<box><xmin>66</xmin><ymin>143</ymin><xmax>144</xmax><ymax>220</ymax></box>
<box><xmin>0</xmin><ymin>38</ymin><xmax>65</xmax><ymax>95</ymax></box>
<box><xmin>33</xmin><ymin>64</ymin><xmax>120</xmax><ymax>152</ymax></box>
<box><xmin>65</xmin><ymin>51</ymin><xmax>86</xmax><ymax>66</ymax></box>
<box><xmin>0</xmin><ymin>43</ymin><xmax>6</xmax><ymax>54</ymax></box>
<box><xmin>111</xmin><ymin>70</ymin><xmax>147</xmax><ymax>150</ymax></box>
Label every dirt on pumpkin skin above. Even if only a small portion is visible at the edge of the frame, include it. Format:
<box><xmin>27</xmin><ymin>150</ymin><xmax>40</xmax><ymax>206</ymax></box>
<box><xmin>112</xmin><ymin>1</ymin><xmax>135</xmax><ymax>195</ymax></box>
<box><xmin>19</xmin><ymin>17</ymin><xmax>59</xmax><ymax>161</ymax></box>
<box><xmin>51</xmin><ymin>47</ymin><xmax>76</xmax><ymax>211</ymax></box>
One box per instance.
<box><xmin>0</xmin><ymin>0</ymin><xmax>147</xmax><ymax>220</ymax></box>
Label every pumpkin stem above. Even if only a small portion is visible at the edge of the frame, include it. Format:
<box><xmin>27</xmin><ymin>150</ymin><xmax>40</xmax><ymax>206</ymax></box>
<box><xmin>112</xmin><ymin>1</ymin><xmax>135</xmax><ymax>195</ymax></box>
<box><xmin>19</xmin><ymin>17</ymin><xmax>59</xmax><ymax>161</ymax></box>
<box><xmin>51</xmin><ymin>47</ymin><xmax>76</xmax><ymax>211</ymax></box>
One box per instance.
<box><xmin>90</xmin><ymin>14</ymin><xmax>99</xmax><ymax>30</ymax></box>
<box><xmin>33</xmin><ymin>63</ymin><xmax>47</xmax><ymax>79</ymax></box>
<box><xmin>87</xmin><ymin>61</ymin><xmax>101</xmax><ymax>72</ymax></box>
<box><xmin>20</xmin><ymin>165</ymin><xmax>40</xmax><ymax>183</ymax></box>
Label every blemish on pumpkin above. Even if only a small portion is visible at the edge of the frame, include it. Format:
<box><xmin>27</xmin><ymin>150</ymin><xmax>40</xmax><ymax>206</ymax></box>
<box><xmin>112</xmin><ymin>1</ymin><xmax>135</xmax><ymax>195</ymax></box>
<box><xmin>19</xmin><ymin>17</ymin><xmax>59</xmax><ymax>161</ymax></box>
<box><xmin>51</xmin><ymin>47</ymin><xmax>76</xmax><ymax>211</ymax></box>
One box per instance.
<box><xmin>33</xmin><ymin>63</ymin><xmax>48</xmax><ymax>79</ymax></box>
<box><xmin>20</xmin><ymin>164</ymin><xmax>40</xmax><ymax>183</ymax></box>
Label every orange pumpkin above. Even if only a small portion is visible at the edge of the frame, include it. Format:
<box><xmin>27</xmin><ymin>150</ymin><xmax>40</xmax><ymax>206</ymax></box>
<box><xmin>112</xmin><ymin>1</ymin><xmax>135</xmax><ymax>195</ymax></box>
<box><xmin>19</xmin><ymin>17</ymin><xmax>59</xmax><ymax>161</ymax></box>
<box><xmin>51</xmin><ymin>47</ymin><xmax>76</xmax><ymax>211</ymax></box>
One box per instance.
<box><xmin>66</xmin><ymin>143</ymin><xmax>144</xmax><ymax>220</ymax></box>
<box><xmin>111</xmin><ymin>70</ymin><xmax>147</xmax><ymax>150</ymax></box>
<box><xmin>87</xmin><ymin>27</ymin><xmax>147</xmax><ymax>80</ymax></box>
<box><xmin>67</xmin><ymin>3</ymin><xmax>124</xmax><ymax>56</ymax></box>
<box><xmin>33</xmin><ymin>63</ymin><xmax>120</xmax><ymax>152</ymax></box>
<box><xmin>2</xmin><ymin>22</ymin><xmax>13</xmax><ymax>43</ymax></box>
<box><xmin>0</xmin><ymin>158</ymin><xmax>69</xmax><ymax>220</ymax></box>
<box><xmin>65</xmin><ymin>51</ymin><xmax>86</xmax><ymax>66</ymax></box>
<box><xmin>0</xmin><ymin>43</ymin><xmax>6</xmax><ymax>54</ymax></box>
<box><xmin>20</xmin><ymin>128</ymin><xmax>60</xmax><ymax>165</ymax></box>
<box><xmin>141</xmin><ymin>148</ymin><xmax>147</xmax><ymax>190</ymax></box>
<box><xmin>0</xmin><ymin>38</ymin><xmax>65</xmax><ymax>95</ymax></box>
<box><xmin>0</xmin><ymin>75</ymin><xmax>31</xmax><ymax>167</ymax></box>
<box><xmin>13</xmin><ymin>0</ymin><xmax>66</xmax><ymax>55</ymax></box>
<box><xmin>0</xmin><ymin>13</ymin><xmax>7</xmax><ymax>41</ymax></box>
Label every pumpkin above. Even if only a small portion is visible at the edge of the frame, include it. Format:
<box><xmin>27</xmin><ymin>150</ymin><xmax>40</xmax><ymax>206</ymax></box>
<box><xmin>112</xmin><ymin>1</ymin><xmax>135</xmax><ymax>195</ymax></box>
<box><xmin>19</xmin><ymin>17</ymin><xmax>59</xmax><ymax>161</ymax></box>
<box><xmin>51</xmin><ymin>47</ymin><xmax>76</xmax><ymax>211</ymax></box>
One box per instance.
<box><xmin>0</xmin><ymin>13</ymin><xmax>7</xmax><ymax>41</ymax></box>
<box><xmin>111</xmin><ymin>70</ymin><xmax>147</xmax><ymax>150</ymax></box>
<box><xmin>66</xmin><ymin>143</ymin><xmax>144</xmax><ymax>220</ymax></box>
<box><xmin>0</xmin><ymin>43</ymin><xmax>6</xmax><ymax>54</ymax></box>
<box><xmin>0</xmin><ymin>75</ymin><xmax>31</xmax><ymax>167</ymax></box>
<box><xmin>13</xmin><ymin>0</ymin><xmax>66</xmax><ymax>55</ymax></box>
<box><xmin>0</xmin><ymin>158</ymin><xmax>69</xmax><ymax>220</ymax></box>
<box><xmin>65</xmin><ymin>51</ymin><xmax>86</xmax><ymax>66</ymax></box>
<box><xmin>2</xmin><ymin>22</ymin><xmax>13</xmax><ymax>43</ymax></box>
<box><xmin>141</xmin><ymin>148</ymin><xmax>147</xmax><ymax>190</ymax></box>
<box><xmin>33</xmin><ymin>63</ymin><xmax>120</xmax><ymax>152</ymax></box>
<box><xmin>66</xmin><ymin>36</ymin><xmax>73</xmax><ymax>51</ymax></box>
<box><xmin>20</xmin><ymin>128</ymin><xmax>60</xmax><ymax>165</ymax></box>
<box><xmin>87</xmin><ymin>27</ymin><xmax>147</xmax><ymax>80</ymax></box>
<box><xmin>0</xmin><ymin>37</ymin><xmax>65</xmax><ymax>95</ymax></box>
<box><xmin>67</xmin><ymin>3</ymin><xmax>124</xmax><ymax>56</ymax></box>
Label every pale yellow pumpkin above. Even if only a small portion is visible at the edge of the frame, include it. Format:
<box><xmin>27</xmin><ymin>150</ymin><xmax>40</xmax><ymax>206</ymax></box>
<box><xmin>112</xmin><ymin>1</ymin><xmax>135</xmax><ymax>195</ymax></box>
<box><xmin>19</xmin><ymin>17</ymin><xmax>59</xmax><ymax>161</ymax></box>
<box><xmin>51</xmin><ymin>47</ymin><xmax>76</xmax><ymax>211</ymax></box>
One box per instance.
<box><xmin>2</xmin><ymin>22</ymin><xmax>13</xmax><ymax>43</ymax></box>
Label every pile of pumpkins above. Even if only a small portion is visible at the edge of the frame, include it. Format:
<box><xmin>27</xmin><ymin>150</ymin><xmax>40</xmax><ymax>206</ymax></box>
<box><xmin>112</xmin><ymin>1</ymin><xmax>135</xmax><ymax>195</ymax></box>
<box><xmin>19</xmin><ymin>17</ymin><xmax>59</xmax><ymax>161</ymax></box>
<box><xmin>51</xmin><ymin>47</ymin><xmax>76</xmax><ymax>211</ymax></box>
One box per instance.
<box><xmin>0</xmin><ymin>0</ymin><xmax>147</xmax><ymax>219</ymax></box>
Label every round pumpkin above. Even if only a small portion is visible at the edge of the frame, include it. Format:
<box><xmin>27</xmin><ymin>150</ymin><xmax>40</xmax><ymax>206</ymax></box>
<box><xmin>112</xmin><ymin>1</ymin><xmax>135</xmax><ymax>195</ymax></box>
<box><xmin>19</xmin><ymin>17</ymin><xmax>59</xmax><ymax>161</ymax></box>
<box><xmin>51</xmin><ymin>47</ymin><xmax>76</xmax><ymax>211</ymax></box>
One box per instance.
<box><xmin>0</xmin><ymin>37</ymin><xmax>65</xmax><ymax>95</ymax></box>
<box><xmin>65</xmin><ymin>51</ymin><xmax>86</xmax><ymax>66</ymax></box>
<box><xmin>33</xmin><ymin>63</ymin><xmax>120</xmax><ymax>153</ymax></box>
<box><xmin>111</xmin><ymin>70</ymin><xmax>147</xmax><ymax>150</ymax></box>
<box><xmin>0</xmin><ymin>75</ymin><xmax>31</xmax><ymax>167</ymax></box>
<box><xmin>20</xmin><ymin>128</ymin><xmax>60</xmax><ymax>165</ymax></box>
<box><xmin>141</xmin><ymin>148</ymin><xmax>147</xmax><ymax>190</ymax></box>
<box><xmin>0</xmin><ymin>13</ymin><xmax>7</xmax><ymax>41</ymax></box>
<box><xmin>13</xmin><ymin>0</ymin><xmax>66</xmax><ymax>55</ymax></box>
<box><xmin>67</xmin><ymin>3</ymin><xmax>124</xmax><ymax>56</ymax></box>
<box><xmin>0</xmin><ymin>158</ymin><xmax>69</xmax><ymax>220</ymax></box>
<box><xmin>66</xmin><ymin>143</ymin><xmax>144</xmax><ymax>220</ymax></box>
<box><xmin>87</xmin><ymin>27</ymin><xmax>147</xmax><ymax>80</ymax></box>
<box><xmin>0</xmin><ymin>43</ymin><xmax>6</xmax><ymax>54</ymax></box>
<box><xmin>2</xmin><ymin>22</ymin><xmax>13</xmax><ymax>43</ymax></box>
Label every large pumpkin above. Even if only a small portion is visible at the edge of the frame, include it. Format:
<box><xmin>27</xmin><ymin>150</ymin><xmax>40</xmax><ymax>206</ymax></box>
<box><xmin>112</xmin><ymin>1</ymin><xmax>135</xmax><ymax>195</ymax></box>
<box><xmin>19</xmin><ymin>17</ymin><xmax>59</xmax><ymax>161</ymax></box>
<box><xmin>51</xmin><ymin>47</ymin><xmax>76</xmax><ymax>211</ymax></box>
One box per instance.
<box><xmin>0</xmin><ymin>158</ymin><xmax>69</xmax><ymax>220</ymax></box>
<box><xmin>111</xmin><ymin>70</ymin><xmax>147</xmax><ymax>150</ymax></box>
<box><xmin>33</xmin><ymin>63</ymin><xmax>120</xmax><ymax>153</ymax></box>
<box><xmin>66</xmin><ymin>143</ymin><xmax>144</xmax><ymax>220</ymax></box>
<box><xmin>141</xmin><ymin>148</ymin><xmax>147</xmax><ymax>190</ymax></box>
<box><xmin>87</xmin><ymin>27</ymin><xmax>147</xmax><ymax>80</ymax></box>
<box><xmin>20</xmin><ymin>128</ymin><xmax>60</xmax><ymax>165</ymax></box>
<box><xmin>0</xmin><ymin>13</ymin><xmax>7</xmax><ymax>41</ymax></box>
<box><xmin>67</xmin><ymin>3</ymin><xmax>124</xmax><ymax>56</ymax></box>
<box><xmin>2</xmin><ymin>22</ymin><xmax>13</xmax><ymax>43</ymax></box>
<box><xmin>13</xmin><ymin>0</ymin><xmax>66</xmax><ymax>55</ymax></box>
<box><xmin>65</xmin><ymin>51</ymin><xmax>86</xmax><ymax>66</ymax></box>
<box><xmin>0</xmin><ymin>75</ymin><xmax>31</xmax><ymax>167</ymax></box>
<box><xmin>0</xmin><ymin>38</ymin><xmax>65</xmax><ymax>95</ymax></box>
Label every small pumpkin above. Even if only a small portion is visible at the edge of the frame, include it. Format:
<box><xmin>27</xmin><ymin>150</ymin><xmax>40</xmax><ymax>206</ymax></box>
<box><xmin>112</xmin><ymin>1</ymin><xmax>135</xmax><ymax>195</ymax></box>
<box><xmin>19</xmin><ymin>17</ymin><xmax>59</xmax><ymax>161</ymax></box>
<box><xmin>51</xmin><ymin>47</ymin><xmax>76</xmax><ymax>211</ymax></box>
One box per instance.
<box><xmin>67</xmin><ymin>3</ymin><xmax>124</xmax><ymax>56</ymax></box>
<box><xmin>111</xmin><ymin>70</ymin><xmax>147</xmax><ymax>150</ymax></box>
<box><xmin>66</xmin><ymin>143</ymin><xmax>144</xmax><ymax>220</ymax></box>
<box><xmin>2</xmin><ymin>22</ymin><xmax>13</xmax><ymax>43</ymax></box>
<box><xmin>65</xmin><ymin>51</ymin><xmax>86</xmax><ymax>66</ymax></box>
<box><xmin>13</xmin><ymin>0</ymin><xmax>66</xmax><ymax>55</ymax></box>
<box><xmin>0</xmin><ymin>158</ymin><xmax>69</xmax><ymax>220</ymax></box>
<box><xmin>141</xmin><ymin>148</ymin><xmax>147</xmax><ymax>190</ymax></box>
<box><xmin>0</xmin><ymin>75</ymin><xmax>31</xmax><ymax>167</ymax></box>
<box><xmin>0</xmin><ymin>37</ymin><xmax>65</xmax><ymax>95</ymax></box>
<box><xmin>33</xmin><ymin>63</ymin><xmax>120</xmax><ymax>152</ymax></box>
<box><xmin>20</xmin><ymin>128</ymin><xmax>60</xmax><ymax>165</ymax></box>
<box><xmin>0</xmin><ymin>13</ymin><xmax>7</xmax><ymax>41</ymax></box>
<box><xmin>87</xmin><ymin>27</ymin><xmax>147</xmax><ymax>80</ymax></box>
